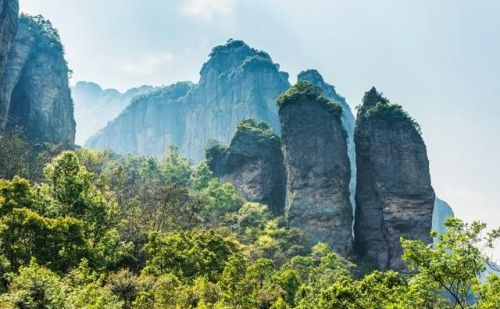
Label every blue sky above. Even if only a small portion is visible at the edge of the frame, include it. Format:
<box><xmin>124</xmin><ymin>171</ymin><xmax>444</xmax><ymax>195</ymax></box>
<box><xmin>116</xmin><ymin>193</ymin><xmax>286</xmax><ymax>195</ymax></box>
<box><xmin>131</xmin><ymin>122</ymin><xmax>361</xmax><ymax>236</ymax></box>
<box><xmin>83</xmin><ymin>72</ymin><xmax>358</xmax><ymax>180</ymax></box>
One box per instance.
<box><xmin>20</xmin><ymin>1</ymin><xmax>500</xmax><ymax>245</ymax></box>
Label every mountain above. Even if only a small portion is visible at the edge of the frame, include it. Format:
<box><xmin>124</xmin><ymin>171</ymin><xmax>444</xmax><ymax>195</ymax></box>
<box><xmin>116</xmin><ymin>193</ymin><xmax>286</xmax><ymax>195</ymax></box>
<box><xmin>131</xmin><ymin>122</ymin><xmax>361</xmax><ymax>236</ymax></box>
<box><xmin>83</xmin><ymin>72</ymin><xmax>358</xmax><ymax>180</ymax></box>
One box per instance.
<box><xmin>86</xmin><ymin>39</ymin><xmax>291</xmax><ymax>160</ymax></box>
<box><xmin>432</xmin><ymin>197</ymin><xmax>454</xmax><ymax>236</ymax></box>
<box><xmin>72</xmin><ymin>81</ymin><xmax>156</xmax><ymax>145</ymax></box>
<box><xmin>354</xmin><ymin>88</ymin><xmax>435</xmax><ymax>272</ymax></box>
<box><xmin>86</xmin><ymin>82</ymin><xmax>194</xmax><ymax>155</ymax></box>
<box><xmin>0</xmin><ymin>0</ymin><xmax>18</xmax><ymax>87</ymax></box>
<box><xmin>0</xmin><ymin>14</ymin><xmax>75</xmax><ymax>144</ymax></box>
<box><xmin>297</xmin><ymin>69</ymin><xmax>357</xmax><ymax>211</ymax></box>
<box><xmin>279</xmin><ymin>82</ymin><xmax>353</xmax><ymax>255</ymax></box>
<box><xmin>207</xmin><ymin>119</ymin><xmax>286</xmax><ymax>216</ymax></box>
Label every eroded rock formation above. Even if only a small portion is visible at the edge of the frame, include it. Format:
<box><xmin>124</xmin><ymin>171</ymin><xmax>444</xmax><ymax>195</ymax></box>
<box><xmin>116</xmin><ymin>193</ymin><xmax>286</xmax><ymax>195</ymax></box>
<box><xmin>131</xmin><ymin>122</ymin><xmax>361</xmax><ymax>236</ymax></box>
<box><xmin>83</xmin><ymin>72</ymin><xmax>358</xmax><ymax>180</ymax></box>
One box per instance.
<box><xmin>0</xmin><ymin>0</ymin><xmax>18</xmax><ymax>85</ymax></box>
<box><xmin>207</xmin><ymin>119</ymin><xmax>286</xmax><ymax>216</ymax></box>
<box><xmin>0</xmin><ymin>15</ymin><xmax>75</xmax><ymax>144</ymax></box>
<box><xmin>86</xmin><ymin>39</ymin><xmax>290</xmax><ymax>160</ymax></box>
<box><xmin>279</xmin><ymin>82</ymin><xmax>353</xmax><ymax>255</ymax></box>
<box><xmin>354</xmin><ymin>87</ymin><xmax>435</xmax><ymax>272</ymax></box>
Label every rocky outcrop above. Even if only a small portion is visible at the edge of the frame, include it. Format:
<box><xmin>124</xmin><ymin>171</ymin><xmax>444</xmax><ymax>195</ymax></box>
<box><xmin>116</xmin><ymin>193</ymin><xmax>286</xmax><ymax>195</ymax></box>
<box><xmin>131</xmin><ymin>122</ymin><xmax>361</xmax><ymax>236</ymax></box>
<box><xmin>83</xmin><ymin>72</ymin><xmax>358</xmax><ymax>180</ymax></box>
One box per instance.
<box><xmin>87</xmin><ymin>39</ymin><xmax>290</xmax><ymax>160</ymax></box>
<box><xmin>297</xmin><ymin>69</ymin><xmax>357</xmax><ymax>210</ymax></box>
<box><xmin>354</xmin><ymin>87</ymin><xmax>435</xmax><ymax>272</ymax></box>
<box><xmin>206</xmin><ymin>119</ymin><xmax>286</xmax><ymax>216</ymax></box>
<box><xmin>279</xmin><ymin>82</ymin><xmax>353</xmax><ymax>255</ymax></box>
<box><xmin>0</xmin><ymin>0</ymin><xmax>18</xmax><ymax>86</ymax></box>
<box><xmin>72</xmin><ymin>81</ymin><xmax>156</xmax><ymax>145</ymax></box>
<box><xmin>0</xmin><ymin>15</ymin><xmax>75</xmax><ymax>144</ymax></box>
<box><xmin>432</xmin><ymin>198</ymin><xmax>454</xmax><ymax>236</ymax></box>
<box><xmin>86</xmin><ymin>82</ymin><xmax>193</xmax><ymax>156</ymax></box>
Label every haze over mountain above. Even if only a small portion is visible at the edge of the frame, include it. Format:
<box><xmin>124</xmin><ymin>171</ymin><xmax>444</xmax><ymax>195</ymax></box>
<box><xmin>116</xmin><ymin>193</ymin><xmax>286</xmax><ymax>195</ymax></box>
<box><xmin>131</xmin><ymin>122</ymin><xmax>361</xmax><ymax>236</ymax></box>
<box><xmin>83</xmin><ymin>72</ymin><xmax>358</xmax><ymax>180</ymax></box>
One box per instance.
<box><xmin>19</xmin><ymin>1</ymin><xmax>500</xmax><ymax>233</ymax></box>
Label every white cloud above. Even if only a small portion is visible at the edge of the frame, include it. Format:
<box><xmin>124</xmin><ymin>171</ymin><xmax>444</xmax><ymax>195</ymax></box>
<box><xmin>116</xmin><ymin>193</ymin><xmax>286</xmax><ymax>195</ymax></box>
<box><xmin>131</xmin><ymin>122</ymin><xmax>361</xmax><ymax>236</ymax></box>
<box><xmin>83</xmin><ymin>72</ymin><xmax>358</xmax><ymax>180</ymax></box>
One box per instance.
<box><xmin>109</xmin><ymin>52</ymin><xmax>175</xmax><ymax>76</ymax></box>
<box><xmin>181</xmin><ymin>0</ymin><xmax>237</xmax><ymax>20</ymax></box>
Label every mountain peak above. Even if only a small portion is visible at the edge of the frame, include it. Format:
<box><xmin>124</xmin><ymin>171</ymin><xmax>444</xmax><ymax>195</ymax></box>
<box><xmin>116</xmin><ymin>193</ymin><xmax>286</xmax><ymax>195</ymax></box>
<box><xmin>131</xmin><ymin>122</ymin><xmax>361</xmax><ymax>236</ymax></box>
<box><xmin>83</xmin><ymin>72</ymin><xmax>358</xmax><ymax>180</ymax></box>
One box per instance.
<box><xmin>200</xmin><ymin>39</ymin><xmax>275</xmax><ymax>79</ymax></box>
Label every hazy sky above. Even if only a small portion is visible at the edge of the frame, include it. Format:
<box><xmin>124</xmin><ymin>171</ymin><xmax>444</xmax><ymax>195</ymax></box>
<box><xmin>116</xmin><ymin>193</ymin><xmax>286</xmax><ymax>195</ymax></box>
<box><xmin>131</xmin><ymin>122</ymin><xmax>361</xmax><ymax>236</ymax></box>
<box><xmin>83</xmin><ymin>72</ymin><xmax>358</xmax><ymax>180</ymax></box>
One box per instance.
<box><xmin>20</xmin><ymin>1</ymin><xmax>500</xmax><ymax>242</ymax></box>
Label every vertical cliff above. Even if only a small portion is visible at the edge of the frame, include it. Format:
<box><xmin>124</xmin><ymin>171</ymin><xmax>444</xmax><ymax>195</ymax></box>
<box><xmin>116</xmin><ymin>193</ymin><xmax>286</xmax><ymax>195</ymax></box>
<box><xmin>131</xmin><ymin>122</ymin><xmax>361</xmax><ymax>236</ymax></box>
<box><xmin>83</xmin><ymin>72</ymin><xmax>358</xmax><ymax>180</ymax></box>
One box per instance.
<box><xmin>207</xmin><ymin>119</ymin><xmax>286</xmax><ymax>216</ymax></box>
<box><xmin>86</xmin><ymin>39</ymin><xmax>290</xmax><ymax>160</ymax></box>
<box><xmin>86</xmin><ymin>82</ymin><xmax>194</xmax><ymax>156</ymax></box>
<box><xmin>182</xmin><ymin>39</ymin><xmax>290</xmax><ymax>160</ymax></box>
<box><xmin>0</xmin><ymin>14</ymin><xmax>75</xmax><ymax>144</ymax></box>
<box><xmin>279</xmin><ymin>82</ymin><xmax>352</xmax><ymax>255</ymax></box>
<box><xmin>432</xmin><ymin>198</ymin><xmax>454</xmax><ymax>236</ymax></box>
<box><xmin>297</xmin><ymin>69</ymin><xmax>357</xmax><ymax>210</ymax></box>
<box><xmin>354</xmin><ymin>87</ymin><xmax>435</xmax><ymax>272</ymax></box>
<box><xmin>72</xmin><ymin>81</ymin><xmax>156</xmax><ymax>145</ymax></box>
<box><xmin>0</xmin><ymin>0</ymin><xmax>18</xmax><ymax>88</ymax></box>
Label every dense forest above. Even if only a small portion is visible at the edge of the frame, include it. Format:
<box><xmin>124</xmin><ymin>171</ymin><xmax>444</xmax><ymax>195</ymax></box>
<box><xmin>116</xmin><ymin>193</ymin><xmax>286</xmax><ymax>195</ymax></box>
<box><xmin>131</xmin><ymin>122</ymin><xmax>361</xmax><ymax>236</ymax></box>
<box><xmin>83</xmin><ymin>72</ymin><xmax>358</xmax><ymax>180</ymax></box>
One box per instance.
<box><xmin>0</xmin><ymin>135</ymin><xmax>498</xmax><ymax>308</ymax></box>
<box><xmin>0</xmin><ymin>2</ymin><xmax>499</xmax><ymax>308</ymax></box>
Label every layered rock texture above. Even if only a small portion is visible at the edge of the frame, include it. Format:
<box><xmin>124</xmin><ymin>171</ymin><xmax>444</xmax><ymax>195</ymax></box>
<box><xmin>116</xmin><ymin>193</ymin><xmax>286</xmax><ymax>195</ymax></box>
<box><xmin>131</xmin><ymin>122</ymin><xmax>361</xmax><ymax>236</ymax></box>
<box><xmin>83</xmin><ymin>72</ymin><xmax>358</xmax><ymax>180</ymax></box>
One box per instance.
<box><xmin>279</xmin><ymin>82</ymin><xmax>353</xmax><ymax>255</ymax></box>
<box><xmin>72</xmin><ymin>81</ymin><xmax>156</xmax><ymax>145</ymax></box>
<box><xmin>87</xmin><ymin>40</ymin><xmax>290</xmax><ymax>160</ymax></box>
<box><xmin>297</xmin><ymin>69</ymin><xmax>357</xmax><ymax>209</ymax></box>
<box><xmin>0</xmin><ymin>15</ymin><xmax>75</xmax><ymax>144</ymax></box>
<box><xmin>354</xmin><ymin>88</ymin><xmax>435</xmax><ymax>272</ymax></box>
<box><xmin>86</xmin><ymin>82</ymin><xmax>194</xmax><ymax>155</ymax></box>
<box><xmin>0</xmin><ymin>0</ymin><xmax>18</xmax><ymax>85</ymax></box>
<box><xmin>207</xmin><ymin>119</ymin><xmax>286</xmax><ymax>216</ymax></box>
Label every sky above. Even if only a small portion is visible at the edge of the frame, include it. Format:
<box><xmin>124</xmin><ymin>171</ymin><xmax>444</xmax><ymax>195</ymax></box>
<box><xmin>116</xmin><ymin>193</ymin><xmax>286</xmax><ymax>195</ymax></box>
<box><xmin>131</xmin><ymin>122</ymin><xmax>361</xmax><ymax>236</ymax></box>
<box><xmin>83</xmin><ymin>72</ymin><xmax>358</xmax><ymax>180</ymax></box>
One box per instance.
<box><xmin>20</xmin><ymin>0</ymin><xmax>500</xmax><ymax>251</ymax></box>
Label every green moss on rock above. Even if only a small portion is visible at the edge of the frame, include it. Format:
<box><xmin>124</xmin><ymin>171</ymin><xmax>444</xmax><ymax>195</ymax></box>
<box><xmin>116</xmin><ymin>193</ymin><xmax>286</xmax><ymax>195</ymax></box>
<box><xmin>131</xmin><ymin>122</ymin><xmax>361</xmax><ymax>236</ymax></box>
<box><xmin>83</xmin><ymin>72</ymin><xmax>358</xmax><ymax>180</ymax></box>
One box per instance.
<box><xmin>277</xmin><ymin>81</ymin><xmax>342</xmax><ymax>118</ymax></box>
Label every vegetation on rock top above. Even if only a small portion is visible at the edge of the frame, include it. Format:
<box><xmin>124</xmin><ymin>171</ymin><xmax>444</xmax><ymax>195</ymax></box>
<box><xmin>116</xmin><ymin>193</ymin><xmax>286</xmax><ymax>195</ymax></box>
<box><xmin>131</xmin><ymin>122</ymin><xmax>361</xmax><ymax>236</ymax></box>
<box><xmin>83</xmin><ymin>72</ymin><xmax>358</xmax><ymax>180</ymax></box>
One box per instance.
<box><xmin>277</xmin><ymin>81</ymin><xmax>342</xmax><ymax>118</ymax></box>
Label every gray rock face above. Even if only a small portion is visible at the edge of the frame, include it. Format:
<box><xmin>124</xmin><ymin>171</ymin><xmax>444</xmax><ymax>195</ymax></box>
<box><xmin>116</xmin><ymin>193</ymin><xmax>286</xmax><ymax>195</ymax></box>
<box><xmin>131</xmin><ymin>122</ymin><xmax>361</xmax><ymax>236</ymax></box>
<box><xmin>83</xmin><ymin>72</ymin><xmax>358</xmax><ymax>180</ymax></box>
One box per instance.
<box><xmin>0</xmin><ymin>0</ymin><xmax>18</xmax><ymax>87</ymax></box>
<box><xmin>86</xmin><ymin>82</ymin><xmax>194</xmax><ymax>156</ymax></box>
<box><xmin>207</xmin><ymin>119</ymin><xmax>286</xmax><ymax>216</ymax></box>
<box><xmin>0</xmin><ymin>15</ymin><xmax>75</xmax><ymax>144</ymax></box>
<box><xmin>354</xmin><ymin>88</ymin><xmax>435</xmax><ymax>272</ymax></box>
<box><xmin>86</xmin><ymin>40</ymin><xmax>290</xmax><ymax>160</ymax></box>
<box><xmin>72</xmin><ymin>81</ymin><xmax>156</xmax><ymax>145</ymax></box>
<box><xmin>279</xmin><ymin>82</ymin><xmax>353</xmax><ymax>255</ymax></box>
<box><xmin>297</xmin><ymin>69</ymin><xmax>357</xmax><ymax>211</ymax></box>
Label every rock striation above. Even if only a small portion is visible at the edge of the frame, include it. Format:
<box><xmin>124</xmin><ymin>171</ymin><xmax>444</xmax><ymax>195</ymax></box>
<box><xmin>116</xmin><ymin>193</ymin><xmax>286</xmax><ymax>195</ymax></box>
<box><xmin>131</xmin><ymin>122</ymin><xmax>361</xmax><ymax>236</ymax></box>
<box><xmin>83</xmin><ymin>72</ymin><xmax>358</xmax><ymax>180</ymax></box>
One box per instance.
<box><xmin>86</xmin><ymin>39</ymin><xmax>290</xmax><ymax>160</ymax></box>
<box><xmin>72</xmin><ymin>81</ymin><xmax>156</xmax><ymax>145</ymax></box>
<box><xmin>354</xmin><ymin>87</ymin><xmax>435</xmax><ymax>272</ymax></box>
<box><xmin>206</xmin><ymin>119</ymin><xmax>286</xmax><ymax>216</ymax></box>
<box><xmin>0</xmin><ymin>0</ymin><xmax>18</xmax><ymax>87</ymax></box>
<box><xmin>297</xmin><ymin>69</ymin><xmax>357</xmax><ymax>210</ymax></box>
<box><xmin>278</xmin><ymin>82</ymin><xmax>353</xmax><ymax>255</ymax></box>
<box><xmin>0</xmin><ymin>14</ymin><xmax>75</xmax><ymax>144</ymax></box>
<box><xmin>86</xmin><ymin>82</ymin><xmax>194</xmax><ymax>156</ymax></box>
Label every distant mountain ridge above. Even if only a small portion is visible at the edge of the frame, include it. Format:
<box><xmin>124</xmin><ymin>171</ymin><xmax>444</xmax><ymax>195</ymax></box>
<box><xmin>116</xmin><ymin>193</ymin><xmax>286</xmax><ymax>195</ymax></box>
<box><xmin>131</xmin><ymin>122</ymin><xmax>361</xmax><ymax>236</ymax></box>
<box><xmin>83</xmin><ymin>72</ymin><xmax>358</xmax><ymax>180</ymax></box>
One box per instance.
<box><xmin>72</xmin><ymin>81</ymin><xmax>156</xmax><ymax>145</ymax></box>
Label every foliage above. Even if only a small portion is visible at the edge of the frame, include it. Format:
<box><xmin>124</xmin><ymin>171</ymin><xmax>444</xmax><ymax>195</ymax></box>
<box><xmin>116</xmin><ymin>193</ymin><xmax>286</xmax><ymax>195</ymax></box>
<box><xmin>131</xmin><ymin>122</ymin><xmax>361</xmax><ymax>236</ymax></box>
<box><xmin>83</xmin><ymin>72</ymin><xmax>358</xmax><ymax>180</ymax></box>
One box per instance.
<box><xmin>277</xmin><ymin>81</ymin><xmax>342</xmax><ymax>118</ymax></box>
<box><xmin>360</xmin><ymin>87</ymin><xmax>422</xmax><ymax>135</ymax></box>
<box><xmin>19</xmin><ymin>14</ymin><xmax>64</xmax><ymax>56</ymax></box>
<box><xmin>236</xmin><ymin>119</ymin><xmax>281</xmax><ymax>145</ymax></box>
<box><xmin>0</xmin><ymin>147</ymin><xmax>499</xmax><ymax>308</ymax></box>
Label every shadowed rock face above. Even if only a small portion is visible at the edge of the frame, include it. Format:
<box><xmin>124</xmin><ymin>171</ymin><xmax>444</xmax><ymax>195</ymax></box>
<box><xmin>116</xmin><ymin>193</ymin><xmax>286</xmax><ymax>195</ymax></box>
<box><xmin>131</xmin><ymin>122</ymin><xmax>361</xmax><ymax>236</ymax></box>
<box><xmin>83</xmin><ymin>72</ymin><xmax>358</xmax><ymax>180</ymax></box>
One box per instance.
<box><xmin>0</xmin><ymin>15</ymin><xmax>75</xmax><ymax>144</ymax></box>
<box><xmin>354</xmin><ymin>87</ymin><xmax>435</xmax><ymax>272</ymax></box>
<box><xmin>87</xmin><ymin>39</ymin><xmax>290</xmax><ymax>160</ymax></box>
<box><xmin>297</xmin><ymin>69</ymin><xmax>357</xmax><ymax>212</ymax></box>
<box><xmin>207</xmin><ymin>119</ymin><xmax>286</xmax><ymax>216</ymax></box>
<box><xmin>0</xmin><ymin>0</ymin><xmax>18</xmax><ymax>84</ymax></box>
<box><xmin>279</xmin><ymin>82</ymin><xmax>353</xmax><ymax>255</ymax></box>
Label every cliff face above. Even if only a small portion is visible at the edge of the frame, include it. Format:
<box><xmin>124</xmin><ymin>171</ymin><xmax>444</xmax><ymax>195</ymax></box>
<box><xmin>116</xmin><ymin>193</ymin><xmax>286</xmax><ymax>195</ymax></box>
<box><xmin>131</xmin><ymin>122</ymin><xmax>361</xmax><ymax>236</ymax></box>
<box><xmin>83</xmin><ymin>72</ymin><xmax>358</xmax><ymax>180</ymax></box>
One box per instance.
<box><xmin>297</xmin><ymin>69</ymin><xmax>357</xmax><ymax>210</ymax></box>
<box><xmin>0</xmin><ymin>0</ymin><xmax>18</xmax><ymax>86</ymax></box>
<box><xmin>72</xmin><ymin>81</ymin><xmax>156</xmax><ymax>145</ymax></box>
<box><xmin>354</xmin><ymin>88</ymin><xmax>435</xmax><ymax>272</ymax></box>
<box><xmin>432</xmin><ymin>198</ymin><xmax>454</xmax><ymax>236</ymax></box>
<box><xmin>279</xmin><ymin>82</ymin><xmax>353</xmax><ymax>255</ymax></box>
<box><xmin>86</xmin><ymin>82</ymin><xmax>193</xmax><ymax>156</ymax></box>
<box><xmin>0</xmin><ymin>15</ymin><xmax>75</xmax><ymax>144</ymax></box>
<box><xmin>87</xmin><ymin>40</ymin><xmax>290</xmax><ymax>160</ymax></box>
<box><xmin>207</xmin><ymin>119</ymin><xmax>286</xmax><ymax>216</ymax></box>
